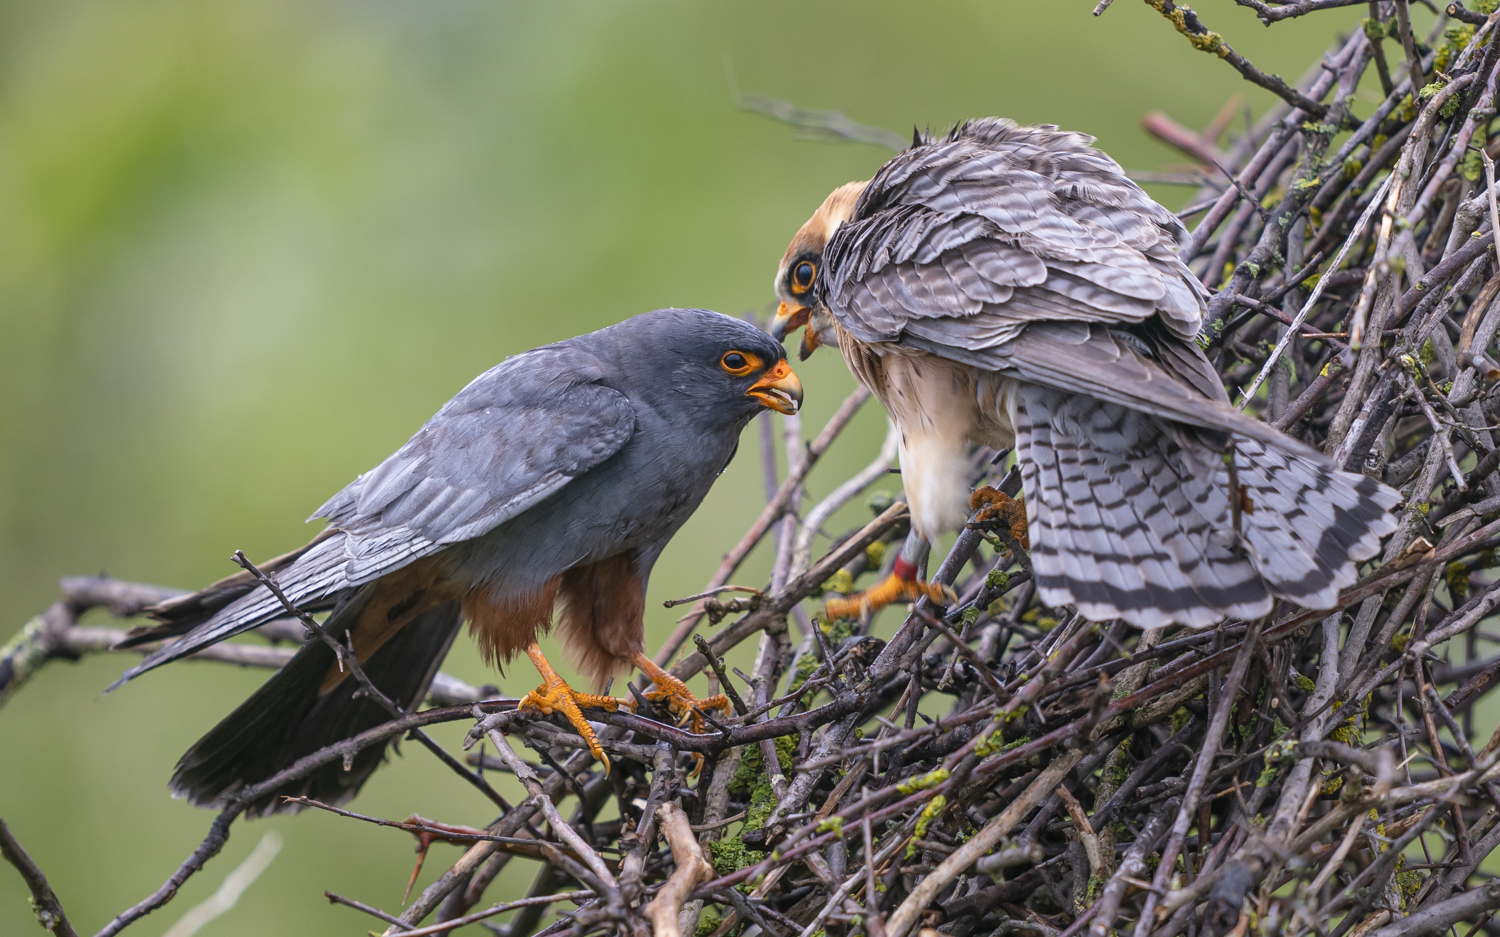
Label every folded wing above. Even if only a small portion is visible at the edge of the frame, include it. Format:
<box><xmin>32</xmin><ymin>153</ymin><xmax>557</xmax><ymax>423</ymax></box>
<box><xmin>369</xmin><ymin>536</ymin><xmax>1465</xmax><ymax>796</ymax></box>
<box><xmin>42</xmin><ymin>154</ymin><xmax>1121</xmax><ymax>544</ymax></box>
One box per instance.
<box><xmin>113</xmin><ymin>346</ymin><xmax>636</xmax><ymax>686</ymax></box>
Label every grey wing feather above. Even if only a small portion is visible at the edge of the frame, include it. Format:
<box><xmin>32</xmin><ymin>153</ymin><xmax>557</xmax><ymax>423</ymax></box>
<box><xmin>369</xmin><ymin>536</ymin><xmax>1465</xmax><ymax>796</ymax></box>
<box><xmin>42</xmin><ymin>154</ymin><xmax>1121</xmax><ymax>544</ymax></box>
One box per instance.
<box><xmin>326</xmin><ymin>345</ymin><xmax>635</xmax><ymax>550</ymax></box>
<box><xmin>824</xmin><ymin>118</ymin><xmax>1204</xmax><ymax>348</ymax></box>
<box><xmin>114</xmin><ymin>347</ymin><xmax>636</xmax><ymax>686</ymax></box>
<box><xmin>912</xmin><ymin>319</ymin><xmax>1298</xmax><ymax>452</ymax></box>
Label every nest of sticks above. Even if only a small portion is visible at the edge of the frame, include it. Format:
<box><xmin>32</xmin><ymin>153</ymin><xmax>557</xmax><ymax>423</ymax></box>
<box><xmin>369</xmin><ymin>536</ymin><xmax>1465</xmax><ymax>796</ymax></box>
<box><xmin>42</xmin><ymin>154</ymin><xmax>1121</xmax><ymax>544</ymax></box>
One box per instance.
<box><xmin>12</xmin><ymin>3</ymin><xmax>1500</xmax><ymax>937</ymax></box>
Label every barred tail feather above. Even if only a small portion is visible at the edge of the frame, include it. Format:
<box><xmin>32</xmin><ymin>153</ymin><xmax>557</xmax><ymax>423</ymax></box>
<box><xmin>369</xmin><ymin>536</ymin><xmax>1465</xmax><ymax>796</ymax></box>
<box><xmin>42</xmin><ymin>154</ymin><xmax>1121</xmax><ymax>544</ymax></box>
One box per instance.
<box><xmin>1016</xmin><ymin>387</ymin><xmax>1268</xmax><ymax>627</ymax></box>
<box><xmin>1233</xmin><ymin>438</ymin><xmax>1400</xmax><ymax>608</ymax></box>
<box><xmin>1013</xmin><ymin>387</ymin><xmax>1397</xmax><ymax>628</ymax></box>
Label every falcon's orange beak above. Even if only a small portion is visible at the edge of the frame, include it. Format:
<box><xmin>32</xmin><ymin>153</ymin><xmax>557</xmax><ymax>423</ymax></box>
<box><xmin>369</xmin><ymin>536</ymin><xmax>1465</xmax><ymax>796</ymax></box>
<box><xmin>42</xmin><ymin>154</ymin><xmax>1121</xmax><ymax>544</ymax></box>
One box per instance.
<box><xmin>772</xmin><ymin>301</ymin><xmax>824</xmax><ymax>359</ymax></box>
<box><xmin>770</xmin><ymin>301</ymin><xmax>810</xmax><ymax>342</ymax></box>
<box><xmin>746</xmin><ymin>359</ymin><xmax>803</xmax><ymax>414</ymax></box>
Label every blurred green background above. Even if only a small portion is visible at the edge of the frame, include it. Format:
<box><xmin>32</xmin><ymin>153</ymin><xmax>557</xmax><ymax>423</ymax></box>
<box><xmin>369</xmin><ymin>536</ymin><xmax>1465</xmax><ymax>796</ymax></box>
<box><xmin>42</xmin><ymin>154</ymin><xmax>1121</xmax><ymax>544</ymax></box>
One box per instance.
<box><xmin>0</xmin><ymin>2</ymin><xmax>1353</xmax><ymax>934</ymax></box>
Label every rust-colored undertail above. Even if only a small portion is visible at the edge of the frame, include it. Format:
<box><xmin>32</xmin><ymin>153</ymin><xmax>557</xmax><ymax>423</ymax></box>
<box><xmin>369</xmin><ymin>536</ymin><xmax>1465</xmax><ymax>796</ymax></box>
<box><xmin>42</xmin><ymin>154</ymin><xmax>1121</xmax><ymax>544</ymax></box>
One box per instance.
<box><xmin>555</xmin><ymin>553</ymin><xmax>647</xmax><ymax>687</ymax></box>
<box><xmin>552</xmin><ymin>553</ymin><xmax>734</xmax><ymax>728</ymax></box>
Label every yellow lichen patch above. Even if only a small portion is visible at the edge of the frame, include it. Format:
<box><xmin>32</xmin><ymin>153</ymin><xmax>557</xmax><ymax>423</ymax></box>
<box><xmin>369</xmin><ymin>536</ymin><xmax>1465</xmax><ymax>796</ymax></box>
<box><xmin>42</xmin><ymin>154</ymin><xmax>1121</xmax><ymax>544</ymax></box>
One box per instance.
<box><xmin>907</xmin><ymin>794</ymin><xmax>948</xmax><ymax>858</ymax></box>
<box><xmin>897</xmin><ymin>767</ymin><xmax>951</xmax><ymax>795</ymax></box>
<box><xmin>1144</xmin><ymin>0</ymin><xmax>1229</xmax><ymax>57</ymax></box>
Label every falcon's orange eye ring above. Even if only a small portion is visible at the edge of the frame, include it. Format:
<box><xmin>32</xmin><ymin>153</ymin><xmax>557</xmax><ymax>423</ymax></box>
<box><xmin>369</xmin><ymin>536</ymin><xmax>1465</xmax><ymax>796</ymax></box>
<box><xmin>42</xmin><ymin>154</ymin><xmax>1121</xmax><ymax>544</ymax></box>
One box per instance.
<box><xmin>720</xmin><ymin>351</ymin><xmax>760</xmax><ymax>376</ymax></box>
<box><xmin>791</xmin><ymin>260</ymin><xmax>816</xmax><ymax>294</ymax></box>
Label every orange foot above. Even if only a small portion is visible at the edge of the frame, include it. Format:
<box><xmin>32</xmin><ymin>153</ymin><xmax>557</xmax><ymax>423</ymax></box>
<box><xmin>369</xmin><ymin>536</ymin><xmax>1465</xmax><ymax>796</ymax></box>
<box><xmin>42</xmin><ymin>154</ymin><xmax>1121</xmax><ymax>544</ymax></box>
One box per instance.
<box><xmin>632</xmin><ymin>652</ymin><xmax>732</xmax><ymax>734</ymax></box>
<box><xmin>971</xmin><ymin>485</ymin><xmax>1029</xmax><ymax>548</ymax></box>
<box><xmin>824</xmin><ymin>570</ymin><xmax>953</xmax><ymax>622</ymax></box>
<box><xmin>520</xmin><ymin>642</ymin><xmax>624</xmax><ymax>773</ymax></box>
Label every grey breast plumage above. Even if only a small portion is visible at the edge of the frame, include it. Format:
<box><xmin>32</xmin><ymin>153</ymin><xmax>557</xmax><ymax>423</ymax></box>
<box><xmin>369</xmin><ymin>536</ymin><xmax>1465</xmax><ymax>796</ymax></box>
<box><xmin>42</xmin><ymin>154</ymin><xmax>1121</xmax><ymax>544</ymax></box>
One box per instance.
<box><xmin>820</xmin><ymin>119</ymin><xmax>1398</xmax><ymax>627</ymax></box>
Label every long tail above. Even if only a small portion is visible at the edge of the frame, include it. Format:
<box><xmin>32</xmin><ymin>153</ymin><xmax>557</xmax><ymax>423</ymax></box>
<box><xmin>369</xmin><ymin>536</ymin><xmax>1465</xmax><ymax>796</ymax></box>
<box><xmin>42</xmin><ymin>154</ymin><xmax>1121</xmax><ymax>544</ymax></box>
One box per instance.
<box><xmin>1013</xmin><ymin>386</ymin><xmax>1399</xmax><ymax>628</ymax></box>
<box><xmin>108</xmin><ymin>532</ymin><xmax>355</xmax><ymax>690</ymax></box>
<box><xmin>116</xmin><ymin>529</ymin><xmax>343</xmax><ymax>649</ymax></box>
<box><xmin>170</xmin><ymin>592</ymin><xmax>462</xmax><ymax>816</ymax></box>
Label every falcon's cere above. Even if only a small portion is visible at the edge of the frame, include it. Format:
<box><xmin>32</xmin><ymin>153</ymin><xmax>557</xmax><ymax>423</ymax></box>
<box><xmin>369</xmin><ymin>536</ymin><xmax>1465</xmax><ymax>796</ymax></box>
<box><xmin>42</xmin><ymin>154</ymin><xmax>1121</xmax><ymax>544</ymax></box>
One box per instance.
<box><xmin>773</xmin><ymin>118</ymin><xmax>1400</xmax><ymax>628</ymax></box>
<box><xmin>111</xmin><ymin>308</ymin><xmax>802</xmax><ymax>814</ymax></box>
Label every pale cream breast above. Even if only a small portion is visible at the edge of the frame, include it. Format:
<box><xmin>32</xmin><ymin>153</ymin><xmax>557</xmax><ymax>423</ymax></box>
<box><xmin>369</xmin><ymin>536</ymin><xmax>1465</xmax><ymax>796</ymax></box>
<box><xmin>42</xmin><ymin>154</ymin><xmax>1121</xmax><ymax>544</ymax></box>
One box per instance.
<box><xmin>840</xmin><ymin>336</ymin><xmax>974</xmax><ymax>540</ymax></box>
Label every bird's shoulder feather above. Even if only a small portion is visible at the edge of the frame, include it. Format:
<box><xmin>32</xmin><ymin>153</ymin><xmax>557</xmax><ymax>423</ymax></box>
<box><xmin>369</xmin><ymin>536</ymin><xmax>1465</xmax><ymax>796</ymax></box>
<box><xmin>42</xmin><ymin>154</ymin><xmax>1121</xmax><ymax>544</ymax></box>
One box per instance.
<box><xmin>314</xmin><ymin>347</ymin><xmax>637</xmax><ymax>582</ymax></box>
<box><xmin>823</xmin><ymin>119</ymin><xmax>1206</xmax><ymax>348</ymax></box>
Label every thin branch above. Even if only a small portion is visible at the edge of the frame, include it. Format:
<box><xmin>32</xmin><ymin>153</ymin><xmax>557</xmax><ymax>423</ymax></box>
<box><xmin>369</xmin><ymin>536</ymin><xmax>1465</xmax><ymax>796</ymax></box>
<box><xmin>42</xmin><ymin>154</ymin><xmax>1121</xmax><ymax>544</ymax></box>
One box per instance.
<box><xmin>0</xmin><ymin>816</ymin><xmax>78</xmax><ymax>937</ymax></box>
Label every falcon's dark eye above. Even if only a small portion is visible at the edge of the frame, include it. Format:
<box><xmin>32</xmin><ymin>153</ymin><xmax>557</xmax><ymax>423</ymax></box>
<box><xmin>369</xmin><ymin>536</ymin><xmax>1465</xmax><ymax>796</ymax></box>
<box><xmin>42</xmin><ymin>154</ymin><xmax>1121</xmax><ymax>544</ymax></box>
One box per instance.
<box><xmin>720</xmin><ymin>351</ymin><xmax>758</xmax><ymax>375</ymax></box>
<box><xmin>791</xmin><ymin>260</ymin><xmax>816</xmax><ymax>294</ymax></box>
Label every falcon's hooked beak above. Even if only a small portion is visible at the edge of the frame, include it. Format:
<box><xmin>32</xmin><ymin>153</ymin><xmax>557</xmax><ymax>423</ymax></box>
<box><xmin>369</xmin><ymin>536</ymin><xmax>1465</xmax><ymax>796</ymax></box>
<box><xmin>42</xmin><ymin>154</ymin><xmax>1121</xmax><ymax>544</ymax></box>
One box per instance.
<box><xmin>746</xmin><ymin>359</ymin><xmax>804</xmax><ymax>414</ymax></box>
<box><xmin>771</xmin><ymin>301</ymin><xmax>824</xmax><ymax>360</ymax></box>
<box><xmin>770</xmin><ymin>301</ymin><xmax>810</xmax><ymax>342</ymax></box>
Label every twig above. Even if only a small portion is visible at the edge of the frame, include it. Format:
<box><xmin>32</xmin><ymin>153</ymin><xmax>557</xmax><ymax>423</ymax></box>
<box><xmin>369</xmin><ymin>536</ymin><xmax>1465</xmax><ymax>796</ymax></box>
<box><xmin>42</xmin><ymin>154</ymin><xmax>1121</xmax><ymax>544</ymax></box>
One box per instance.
<box><xmin>1142</xmin><ymin>0</ymin><xmax>1329</xmax><ymax>116</ymax></box>
<box><xmin>324</xmin><ymin>891</ymin><xmax>410</xmax><ymax>928</ymax></box>
<box><xmin>93</xmin><ymin>806</ymin><xmax>239</xmax><ymax>937</ymax></box>
<box><xmin>886</xmin><ymin>751</ymin><xmax>1084</xmax><ymax>937</ymax></box>
<box><xmin>160</xmin><ymin>833</ymin><xmax>282</xmax><ymax>937</ymax></box>
<box><xmin>645</xmin><ymin>803</ymin><xmax>716</xmax><ymax>937</ymax></box>
<box><xmin>365</xmin><ymin>891</ymin><xmax>596</xmax><ymax>937</ymax></box>
<box><xmin>693</xmin><ymin>634</ymin><xmax>750</xmax><ymax>716</ymax></box>
<box><xmin>0</xmin><ymin>816</ymin><xmax>78</xmax><ymax>937</ymax></box>
<box><xmin>726</xmin><ymin>61</ymin><xmax>907</xmax><ymax>151</ymax></box>
<box><xmin>1240</xmin><ymin>171</ymin><xmax>1394</xmax><ymax>406</ymax></box>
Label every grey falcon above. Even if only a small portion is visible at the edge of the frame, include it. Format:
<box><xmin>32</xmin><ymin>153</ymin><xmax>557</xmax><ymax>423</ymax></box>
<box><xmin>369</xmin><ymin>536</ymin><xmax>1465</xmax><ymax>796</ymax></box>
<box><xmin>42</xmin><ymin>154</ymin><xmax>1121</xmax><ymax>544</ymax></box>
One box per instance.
<box><xmin>771</xmin><ymin>118</ymin><xmax>1399</xmax><ymax>628</ymax></box>
<box><xmin>111</xmin><ymin>307</ymin><xmax>802</xmax><ymax>814</ymax></box>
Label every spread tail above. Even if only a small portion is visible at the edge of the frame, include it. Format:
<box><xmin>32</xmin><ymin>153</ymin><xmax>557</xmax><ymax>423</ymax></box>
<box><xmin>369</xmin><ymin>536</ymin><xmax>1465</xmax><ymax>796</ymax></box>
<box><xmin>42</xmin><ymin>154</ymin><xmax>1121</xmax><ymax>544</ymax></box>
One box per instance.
<box><xmin>1013</xmin><ymin>386</ymin><xmax>1399</xmax><ymax>628</ymax></box>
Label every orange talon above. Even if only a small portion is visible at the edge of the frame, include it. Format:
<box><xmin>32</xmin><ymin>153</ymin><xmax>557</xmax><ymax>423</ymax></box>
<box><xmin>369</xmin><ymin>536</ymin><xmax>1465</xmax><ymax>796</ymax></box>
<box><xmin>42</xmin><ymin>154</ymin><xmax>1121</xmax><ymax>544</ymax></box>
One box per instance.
<box><xmin>519</xmin><ymin>642</ymin><xmax>624</xmax><ymax>774</ymax></box>
<box><xmin>971</xmin><ymin>485</ymin><xmax>1029</xmax><ymax>548</ymax></box>
<box><xmin>632</xmin><ymin>652</ymin><xmax>733</xmax><ymax>735</ymax></box>
<box><xmin>823</xmin><ymin>570</ymin><xmax>953</xmax><ymax>622</ymax></box>
<box><xmin>632</xmin><ymin>652</ymin><xmax>731</xmax><ymax>779</ymax></box>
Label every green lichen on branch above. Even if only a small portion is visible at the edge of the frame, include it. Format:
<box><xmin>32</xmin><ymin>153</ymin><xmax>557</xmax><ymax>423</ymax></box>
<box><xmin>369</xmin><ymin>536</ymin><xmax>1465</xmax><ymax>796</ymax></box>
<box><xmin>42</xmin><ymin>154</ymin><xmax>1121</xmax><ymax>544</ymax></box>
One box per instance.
<box><xmin>1143</xmin><ymin>0</ymin><xmax>1227</xmax><ymax>57</ymax></box>
<box><xmin>973</xmin><ymin>730</ymin><xmax>1029</xmax><ymax>759</ymax></box>
<box><xmin>0</xmin><ymin>616</ymin><xmax>51</xmax><ymax>712</ymax></box>
<box><xmin>907</xmin><ymin>794</ymin><xmax>947</xmax><ymax>858</ymax></box>
<box><xmin>713</xmin><ymin>738</ymin><xmax>797</xmax><ymax>878</ymax></box>
<box><xmin>694</xmin><ymin>906</ymin><xmax>721</xmax><ymax>937</ymax></box>
<box><xmin>728</xmin><ymin>736</ymin><xmax>794</xmax><ymax>794</ymax></box>
<box><xmin>821</xmin><ymin>568</ymin><xmax>854</xmax><ymax>595</ymax></box>
<box><xmin>896</xmin><ymin>767</ymin><xmax>951</xmax><ymax>795</ymax></box>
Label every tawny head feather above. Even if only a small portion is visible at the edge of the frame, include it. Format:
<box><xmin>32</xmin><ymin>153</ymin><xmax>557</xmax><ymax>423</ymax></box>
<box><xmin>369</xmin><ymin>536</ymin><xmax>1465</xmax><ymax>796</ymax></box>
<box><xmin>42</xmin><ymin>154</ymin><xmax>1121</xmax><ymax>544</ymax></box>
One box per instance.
<box><xmin>771</xmin><ymin>181</ymin><xmax>868</xmax><ymax>358</ymax></box>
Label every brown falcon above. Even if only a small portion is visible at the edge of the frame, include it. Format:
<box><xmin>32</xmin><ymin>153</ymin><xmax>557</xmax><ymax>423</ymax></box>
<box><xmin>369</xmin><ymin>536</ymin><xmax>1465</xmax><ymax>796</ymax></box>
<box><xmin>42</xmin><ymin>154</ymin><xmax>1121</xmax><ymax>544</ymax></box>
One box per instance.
<box><xmin>772</xmin><ymin>119</ymin><xmax>1398</xmax><ymax>628</ymax></box>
